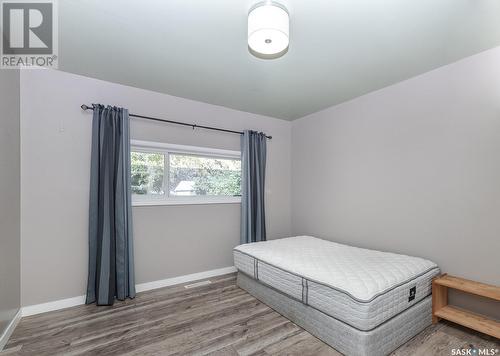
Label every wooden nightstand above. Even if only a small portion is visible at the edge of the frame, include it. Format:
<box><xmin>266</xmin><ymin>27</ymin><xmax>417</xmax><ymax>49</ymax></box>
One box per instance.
<box><xmin>432</xmin><ymin>274</ymin><xmax>500</xmax><ymax>339</ymax></box>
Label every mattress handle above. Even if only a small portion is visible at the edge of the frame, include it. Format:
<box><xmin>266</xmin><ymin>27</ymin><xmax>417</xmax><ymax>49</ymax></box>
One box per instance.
<box><xmin>302</xmin><ymin>278</ymin><xmax>309</xmax><ymax>305</ymax></box>
<box><xmin>253</xmin><ymin>258</ymin><xmax>259</xmax><ymax>280</ymax></box>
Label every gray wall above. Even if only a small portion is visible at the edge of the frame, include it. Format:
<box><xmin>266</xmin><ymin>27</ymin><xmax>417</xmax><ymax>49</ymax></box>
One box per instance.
<box><xmin>0</xmin><ymin>70</ymin><xmax>21</xmax><ymax>334</ymax></box>
<box><xmin>19</xmin><ymin>47</ymin><xmax>500</xmax><ymax>314</ymax></box>
<box><xmin>20</xmin><ymin>69</ymin><xmax>291</xmax><ymax>306</ymax></box>
<box><xmin>292</xmin><ymin>46</ymin><xmax>500</xmax><ymax>318</ymax></box>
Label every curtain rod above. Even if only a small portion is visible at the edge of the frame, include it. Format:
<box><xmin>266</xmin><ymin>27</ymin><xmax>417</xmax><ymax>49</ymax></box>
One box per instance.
<box><xmin>80</xmin><ymin>104</ymin><xmax>272</xmax><ymax>139</ymax></box>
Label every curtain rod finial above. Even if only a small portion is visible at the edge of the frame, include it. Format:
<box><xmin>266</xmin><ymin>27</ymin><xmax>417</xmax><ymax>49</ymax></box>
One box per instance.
<box><xmin>81</xmin><ymin>104</ymin><xmax>89</xmax><ymax>111</ymax></box>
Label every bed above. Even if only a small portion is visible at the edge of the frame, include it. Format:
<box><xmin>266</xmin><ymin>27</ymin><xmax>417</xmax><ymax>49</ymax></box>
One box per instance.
<box><xmin>233</xmin><ymin>236</ymin><xmax>440</xmax><ymax>355</ymax></box>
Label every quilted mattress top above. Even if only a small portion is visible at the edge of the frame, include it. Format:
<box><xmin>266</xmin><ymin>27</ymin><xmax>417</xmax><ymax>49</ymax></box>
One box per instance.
<box><xmin>234</xmin><ymin>236</ymin><xmax>438</xmax><ymax>302</ymax></box>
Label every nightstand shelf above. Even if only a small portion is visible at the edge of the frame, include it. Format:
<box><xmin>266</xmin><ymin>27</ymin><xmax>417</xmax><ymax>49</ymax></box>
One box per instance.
<box><xmin>432</xmin><ymin>274</ymin><xmax>500</xmax><ymax>339</ymax></box>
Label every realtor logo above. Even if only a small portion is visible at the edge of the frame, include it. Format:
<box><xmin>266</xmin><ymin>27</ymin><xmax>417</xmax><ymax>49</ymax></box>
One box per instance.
<box><xmin>1</xmin><ymin>0</ymin><xmax>58</xmax><ymax>68</ymax></box>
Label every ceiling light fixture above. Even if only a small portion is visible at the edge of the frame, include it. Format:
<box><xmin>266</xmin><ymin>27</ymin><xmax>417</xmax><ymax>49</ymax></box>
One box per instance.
<box><xmin>248</xmin><ymin>2</ymin><xmax>289</xmax><ymax>59</ymax></box>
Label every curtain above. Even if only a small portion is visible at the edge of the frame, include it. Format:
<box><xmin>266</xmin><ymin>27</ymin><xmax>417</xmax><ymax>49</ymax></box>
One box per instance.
<box><xmin>86</xmin><ymin>104</ymin><xmax>135</xmax><ymax>305</ymax></box>
<box><xmin>241</xmin><ymin>130</ymin><xmax>267</xmax><ymax>244</ymax></box>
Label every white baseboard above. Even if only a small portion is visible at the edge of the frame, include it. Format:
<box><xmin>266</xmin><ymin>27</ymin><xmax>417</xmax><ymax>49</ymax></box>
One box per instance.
<box><xmin>22</xmin><ymin>295</ymin><xmax>86</xmax><ymax>317</ymax></box>
<box><xmin>135</xmin><ymin>266</ymin><xmax>236</xmax><ymax>293</ymax></box>
<box><xmin>0</xmin><ymin>309</ymin><xmax>22</xmax><ymax>351</ymax></box>
<box><xmin>21</xmin><ymin>266</ymin><xmax>237</xmax><ymax>317</ymax></box>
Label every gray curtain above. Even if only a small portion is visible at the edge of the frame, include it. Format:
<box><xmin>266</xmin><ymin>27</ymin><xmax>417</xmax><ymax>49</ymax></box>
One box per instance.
<box><xmin>86</xmin><ymin>104</ymin><xmax>135</xmax><ymax>305</ymax></box>
<box><xmin>241</xmin><ymin>130</ymin><xmax>267</xmax><ymax>244</ymax></box>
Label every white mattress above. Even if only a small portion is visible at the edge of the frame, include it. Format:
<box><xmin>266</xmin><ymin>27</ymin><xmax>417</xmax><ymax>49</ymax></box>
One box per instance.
<box><xmin>233</xmin><ymin>236</ymin><xmax>439</xmax><ymax>331</ymax></box>
<box><xmin>238</xmin><ymin>272</ymin><xmax>433</xmax><ymax>356</ymax></box>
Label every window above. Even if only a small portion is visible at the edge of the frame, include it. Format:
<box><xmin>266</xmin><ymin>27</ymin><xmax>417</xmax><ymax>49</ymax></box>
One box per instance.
<box><xmin>131</xmin><ymin>140</ymin><xmax>241</xmax><ymax>205</ymax></box>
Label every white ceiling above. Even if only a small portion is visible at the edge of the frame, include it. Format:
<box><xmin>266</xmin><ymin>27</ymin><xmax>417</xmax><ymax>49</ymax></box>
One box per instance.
<box><xmin>59</xmin><ymin>0</ymin><xmax>500</xmax><ymax>120</ymax></box>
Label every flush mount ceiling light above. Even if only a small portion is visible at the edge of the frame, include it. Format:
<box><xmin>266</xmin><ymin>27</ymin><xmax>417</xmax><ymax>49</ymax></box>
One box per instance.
<box><xmin>248</xmin><ymin>2</ymin><xmax>289</xmax><ymax>59</ymax></box>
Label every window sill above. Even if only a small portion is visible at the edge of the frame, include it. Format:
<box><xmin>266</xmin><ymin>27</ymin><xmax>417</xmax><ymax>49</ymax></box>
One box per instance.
<box><xmin>132</xmin><ymin>197</ymin><xmax>241</xmax><ymax>207</ymax></box>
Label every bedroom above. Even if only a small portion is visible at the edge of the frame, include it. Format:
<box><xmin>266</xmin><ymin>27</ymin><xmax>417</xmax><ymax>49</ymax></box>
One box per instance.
<box><xmin>0</xmin><ymin>1</ymin><xmax>499</xmax><ymax>355</ymax></box>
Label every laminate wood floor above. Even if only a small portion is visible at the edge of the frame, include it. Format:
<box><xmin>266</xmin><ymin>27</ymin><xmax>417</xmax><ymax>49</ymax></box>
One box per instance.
<box><xmin>3</xmin><ymin>273</ymin><xmax>499</xmax><ymax>355</ymax></box>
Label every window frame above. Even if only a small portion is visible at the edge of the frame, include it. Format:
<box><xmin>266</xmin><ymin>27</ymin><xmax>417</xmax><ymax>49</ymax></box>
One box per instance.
<box><xmin>131</xmin><ymin>140</ymin><xmax>242</xmax><ymax>206</ymax></box>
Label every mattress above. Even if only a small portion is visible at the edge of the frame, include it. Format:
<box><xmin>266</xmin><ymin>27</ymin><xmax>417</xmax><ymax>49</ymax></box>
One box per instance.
<box><xmin>233</xmin><ymin>236</ymin><xmax>439</xmax><ymax>331</ymax></box>
<box><xmin>237</xmin><ymin>272</ymin><xmax>433</xmax><ymax>356</ymax></box>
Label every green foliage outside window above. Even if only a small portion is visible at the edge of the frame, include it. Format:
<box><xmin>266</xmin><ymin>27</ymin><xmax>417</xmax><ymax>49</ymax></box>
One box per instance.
<box><xmin>169</xmin><ymin>154</ymin><xmax>241</xmax><ymax>196</ymax></box>
<box><xmin>130</xmin><ymin>151</ymin><xmax>241</xmax><ymax>197</ymax></box>
<box><xmin>131</xmin><ymin>152</ymin><xmax>164</xmax><ymax>195</ymax></box>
